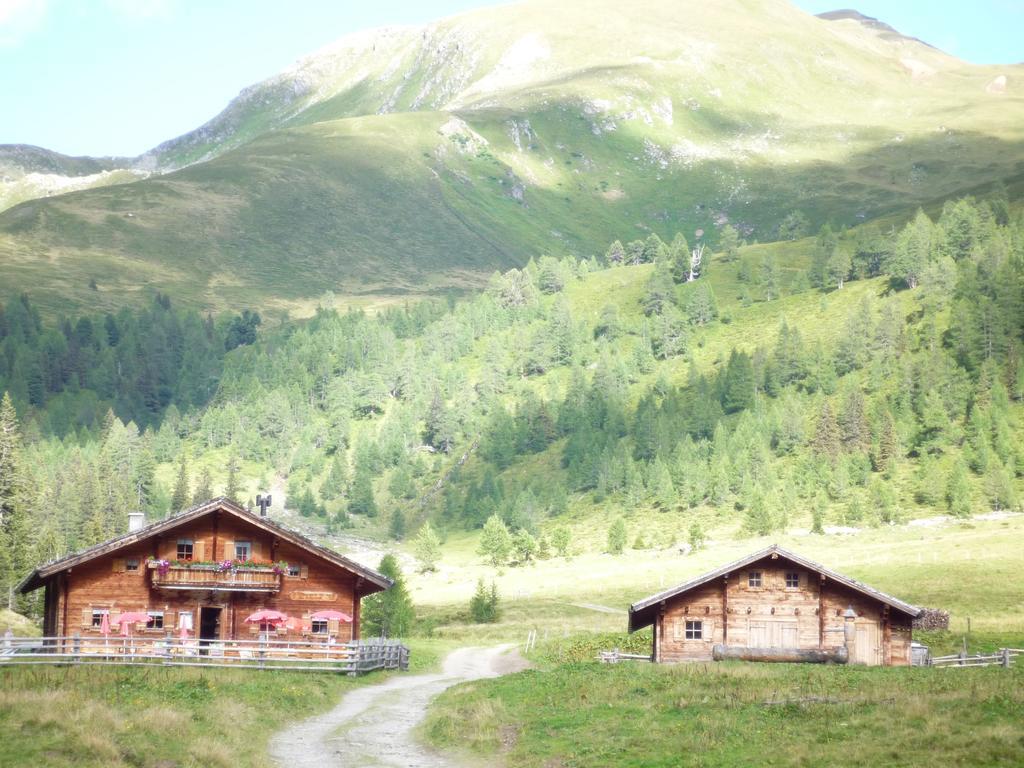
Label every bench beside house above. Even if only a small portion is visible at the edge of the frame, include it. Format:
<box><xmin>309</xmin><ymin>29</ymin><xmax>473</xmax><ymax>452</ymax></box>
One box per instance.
<box><xmin>629</xmin><ymin>545</ymin><xmax>921</xmax><ymax>666</ymax></box>
<box><xmin>18</xmin><ymin>497</ymin><xmax>391</xmax><ymax>647</ymax></box>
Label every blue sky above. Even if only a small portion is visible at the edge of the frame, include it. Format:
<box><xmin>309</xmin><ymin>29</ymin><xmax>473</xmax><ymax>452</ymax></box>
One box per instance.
<box><xmin>1</xmin><ymin>0</ymin><xmax>1021</xmax><ymax>158</ymax></box>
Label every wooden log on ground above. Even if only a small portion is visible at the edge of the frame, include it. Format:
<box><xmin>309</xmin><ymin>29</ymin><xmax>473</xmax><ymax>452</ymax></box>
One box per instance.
<box><xmin>712</xmin><ymin>644</ymin><xmax>848</xmax><ymax>664</ymax></box>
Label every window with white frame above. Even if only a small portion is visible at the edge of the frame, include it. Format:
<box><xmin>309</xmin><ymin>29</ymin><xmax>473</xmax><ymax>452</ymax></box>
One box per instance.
<box><xmin>311</xmin><ymin>619</ymin><xmax>328</xmax><ymax>635</ymax></box>
<box><xmin>91</xmin><ymin>609</ymin><xmax>109</xmax><ymax>627</ymax></box>
<box><xmin>234</xmin><ymin>541</ymin><xmax>252</xmax><ymax>561</ymax></box>
<box><xmin>146</xmin><ymin>611</ymin><xmax>164</xmax><ymax>629</ymax></box>
<box><xmin>684</xmin><ymin>620</ymin><xmax>703</xmax><ymax>640</ymax></box>
<box><xmin>748</xmin><ymin>571</ymin><xmax>762</xmax><ymax>588</ymax></box>
<box><xmin>785</xmin><ymin>571</ymin><xmax>800</xmax><ymax>588</ymax></box>
<box><xmin>125</xmin><ymin>558</ymin><xmax>140</xmax><ymax>572</ymax></box>
<box><xmin>287</xmin><ymin>564</ymin><xmax>301</xmax><ymax>577</ymax></box>
<box><xmin>177</xmin><ymin>539</ymin><xmax>194</xmax><ymax>561</ymax></box>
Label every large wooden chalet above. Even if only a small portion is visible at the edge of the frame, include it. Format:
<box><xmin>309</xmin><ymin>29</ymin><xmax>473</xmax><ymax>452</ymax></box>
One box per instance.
<box><xmin>19</xmin><ymin>498</ymin><xmax>391</xmax><ymax>645</ymax></box>
<box><xmin>629</xmin><ymin>545</ymin><xmax>921</xmax><ymax>666</ymax></box>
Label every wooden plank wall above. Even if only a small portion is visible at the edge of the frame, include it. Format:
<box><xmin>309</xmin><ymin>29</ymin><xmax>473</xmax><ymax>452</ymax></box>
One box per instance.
<box><xmin>655</xmin><ymin>557</ymin><xmax>913</xmax><ymax>666</ymax></box>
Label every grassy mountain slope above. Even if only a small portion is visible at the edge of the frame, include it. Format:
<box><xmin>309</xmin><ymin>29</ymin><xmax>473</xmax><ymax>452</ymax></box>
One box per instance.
<box><xmin>1</xmin><ymin>0</ymin><xmax>1021</xmax><ymax>314</ymax></box>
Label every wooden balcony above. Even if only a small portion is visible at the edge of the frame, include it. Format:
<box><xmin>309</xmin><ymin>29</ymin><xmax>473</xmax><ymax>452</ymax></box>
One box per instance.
<box><xmin>149</xmin><ymin>562</ymin><xmax>281</xmax><ymax>592</ymax></box>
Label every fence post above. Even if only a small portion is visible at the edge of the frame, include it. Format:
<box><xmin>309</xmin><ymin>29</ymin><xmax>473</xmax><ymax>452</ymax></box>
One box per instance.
<box><xmin>1002</xmin><ymin>648</ymin><xmax>1011</xmax><ymax>669</ymax></box>
<box><xmin>72</xmin><ymin>632</ymin><xmax>81</xmax><ymax>661</ymax></box>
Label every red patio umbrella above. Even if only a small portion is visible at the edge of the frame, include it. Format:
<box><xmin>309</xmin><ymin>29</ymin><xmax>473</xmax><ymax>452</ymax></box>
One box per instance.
<box><xmin>99</xmin><ymin>612</ymin><xmax>111</xmax><ymax>636</ymax></box>
<box><xmin>309</xmin><ymin>610</ymin><xmax>353</xmax><ymax>622</ymax></box>
<box><xmin>112</xmin><ymin>612</ymin><xmax>150</xmax><ymax>633</ymax></box>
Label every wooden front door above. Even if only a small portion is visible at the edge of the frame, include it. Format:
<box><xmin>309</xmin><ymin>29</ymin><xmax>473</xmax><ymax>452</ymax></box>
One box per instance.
<box><xmin>851</xmin><ymin>620</ymin><xmax>881</xmax><ymax>665</ymax></box>
<box><xmin>199</xmin><ymin>607</ymin><xmax>222</xmax><ymax>646</ymax></box>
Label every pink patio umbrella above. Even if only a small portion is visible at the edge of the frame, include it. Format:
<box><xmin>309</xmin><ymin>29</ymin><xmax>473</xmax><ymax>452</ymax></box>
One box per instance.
<box><xmin>244</xmin><ymin>609</ymin><xmax>289</xmax><ymax>625</ymax></box>
<box><xmin>112</xmin><ymin>611</ymin><xmax>150</xmax><ymax>633</ymax></box>
<box><xmin>100</xmin><ymin>611</ymin><xmax>111</xmax><ymax>653</ymax></box>
<box><xmin>309</xmin><ymin>610</ymin><xmax>353</xmax><ymax>623</ymax></box>
<box><xmin>244</xmin><ymin>609</ymin><xmax>289</xmax><ymax>642</ymax></box>
<box><xmin>179</xmin><ymin>624</ymin><xmax>190</xmax><ymax>642</ymax></box>
<box><xmin>112</xmin><ymin>611</ymin><xmax>150</xmax><ymax>654</ymax></box>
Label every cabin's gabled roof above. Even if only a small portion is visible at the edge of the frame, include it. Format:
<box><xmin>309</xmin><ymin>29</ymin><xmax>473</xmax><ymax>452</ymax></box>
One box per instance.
<box><xmin>628</xmin><ymin>544</ymin><xmax>920</xmax><ymax>632</ymax></box>
<box><xmin>18</xmin><ymin>497</ymin><xmax>392</xmax><ymax>594</ymax></box>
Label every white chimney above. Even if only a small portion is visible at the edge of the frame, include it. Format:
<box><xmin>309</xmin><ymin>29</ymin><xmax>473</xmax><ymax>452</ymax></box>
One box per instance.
<box><xmin>128</xmin><ymin>512</ymin><xmax>145</xmax><ymax>533</ymax></box>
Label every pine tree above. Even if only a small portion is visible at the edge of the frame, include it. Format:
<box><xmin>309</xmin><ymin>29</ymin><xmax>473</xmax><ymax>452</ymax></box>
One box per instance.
<box><xmin>424</xmin><ymin>390</ymin><xmax>456</xmax><ymax>453</ymax></box>
<box><xmin>389</xmin><ymin>508</ymin><xmax>406</xmax><ymax>540</ymax></box>
<box><xmin>607</xmin><ymin>517</ymin><xmax>627</xmax><ymax>555</ymax></box>
<box><xmin>811</xmin><ymin>401</ymin><xmax>840</xmax><ymax>459</ymax></box>
<box><xmin>687</xmin><ymin>521</ymin><xmax>706</xmax><ymax>550</ymax></box>
<box><xmin>477</xmin><ymin>513</ymin><xmax>512</xmax><ymax>567</ymax></box>
<box><xmin>361</xmin><ymin>554</ymin><xmax>414</xmax><ymax>638</ymax></box>
<box><xmin>192</xmin><ymin>467</ymin><xmax>213</xmax><ymax>505</ymax></box>
<box><xmin>348</xmin><ymin>464</ymin><xmax>378</xmax><ymax>517</ymax></box>
<box><xmin>469</xmin><ymin>578</ymin><xmax>500</xmax><ymax>623</ymax></box>
<box><xmin>224</xmin><ymin>452</ymin><xmax>242</xmax><ymax>503</ymax></box>
<box><xmin>0</xmin><ymin>392</ymin><xmax>30</xmax><ymax>610</ymax></box>
<box><xmin>170</xmin><ymin>453</ymin><xmax>190</xmax><ymax>513</ymax></box>
<box><xmin>551</xmin><ymin>526</ymin><xmax>571</xmax><ymax>558</ymax></box>
<box><xmin>510</xmin><ymin>528</ymin><xmax>538</xmax><ymax>565</ymax></box>
<box><xmin>721</xmin><ymin>350</ymin><xmax>755</xmax><ymax>413</ymax></box>
<box><xmin>946</xmin><ymin>460</ymin><xmax>973</xmax><ymax>517</ymax></box>
<box><xmin>413</xmin><ymin>522</ymin><xmax>442</xmax><ymax>573</ymax></box>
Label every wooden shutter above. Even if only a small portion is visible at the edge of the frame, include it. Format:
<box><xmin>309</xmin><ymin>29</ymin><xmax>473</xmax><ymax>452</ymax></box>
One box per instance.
<box><xmin>327</xmin><ymin>618</ymin><xmax>340</xmax><ymax>635</ymax></box>
<box><xmin>81</xmin><ymin>608</ymin><xmax>93</xmax><ymax>628</ymax></box>
<box><xmin>299</xmin><ymin>565</ymin><xmax>309</xmax><ymax>580</ymax></box>
<box><xmin>222</xmin><ymin>540</ymin><xmax>233</xmax><ymax>561</ymax></box>
<box><xmin>249</xmin><ymin>623</ymin><xmax>260</xmax><ymax>635</ymax></box>
<box><xmin>672</xmin><ymin>618</ymin><xmax>683</xmax><ymax>640</ymax></box>
<box><xmin>703</xmin><ymin>620</ymin><xmax>714</xmax><ymax>641</ymax></box>
<box><xmin>109</xmin><ymin>609</ymin><xmax>121</xmax><ymax>625</ymax></box>
<box><xmin>111</xmin><ymin>558</ymin><xmax>126</xmax><ymax>573</ymax></box>
<box><xmin>193</xmin><ymin>541</ymin><xmax>206</xmax><ymax>561</ymax></box>
<box><xmin>251</xmin><ymin>541</ymin><xmax>262</xmax><ymax>561</ymax></box>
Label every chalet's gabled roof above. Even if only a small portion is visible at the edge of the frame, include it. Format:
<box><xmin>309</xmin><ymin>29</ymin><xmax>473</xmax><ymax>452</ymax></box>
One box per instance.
<box><xmin>628</xmin><ymin>544</ymin><xmax>920</xmax><ymax>632</ymax></box>
<box><xmin>18</xmin><ymin>497</ymin><xmax>392</xmax><ymax>594</ymax></box>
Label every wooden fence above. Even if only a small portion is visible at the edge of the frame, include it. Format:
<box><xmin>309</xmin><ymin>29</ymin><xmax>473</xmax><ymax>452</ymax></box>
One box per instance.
<box><xmin>598</xmin><ymin>648</ymin><xmax>653</xmax><ymax>663</ymax></box>
<box><xmin>929</xmin><ymin>648</ymin><xmax>1019</xmax><ymax>668</ymax></box>
<box><xmin>0</xmin><ymin>634</ymin><xmax>409</xmax><ymax>675</ymax></box>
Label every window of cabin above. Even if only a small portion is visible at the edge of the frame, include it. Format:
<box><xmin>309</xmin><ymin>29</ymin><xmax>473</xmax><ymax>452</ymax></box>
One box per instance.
<box><xmin>177</xmin><ymin>539</ymin><xmax>194</xmax><ymax>561</ymax></box>
<box><xmin>748</xmin><ymin>571</ymin><xmax>762</xmax><ymax>588</ymax></box>
<box><xmin>178</xmin><ymin>611</ymin><xmax>193</xmax><ymax>631</ymax></box>
<box><xmin>146</xmin><ymin>611</ymin><xmax>164</xmax><ymax>630</ymax></box>
<box><xmin>287</xmin><ymin>564</ymin><xmax>301</xmax><ymax>577</ymax></box>
<box><xmin>311</xmin><ymin>619</ymin><xmax>329</xmax><ymax>635</ymax></box>
<box><xmin>684</xmin><ymin>620</ymin><xmax>703</xmax><ymax>640</ymax></box>
<box><xmin>125</xmin><ymin>558</ymin><xmax>140</xmax><ymax>572</ymax></box>
<box><xmin>785</xmin><ymin>571</ymin><xmax>800</xmax><ymax>588</ymax></box>
<box><xmin>234</xmin><ymin>541</ymin><xmax>252</xmax><ymax>561</ymax></box>
<box><xmin>91</xmin><ymin>609</ymin><xmax>109</xmax><ymax>627</ymax></box>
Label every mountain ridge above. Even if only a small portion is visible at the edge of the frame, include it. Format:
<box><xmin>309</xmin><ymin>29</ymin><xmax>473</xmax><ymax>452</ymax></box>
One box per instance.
<box><xmin>1</xmin><ymin>0</ymin><xmax>1021</xmax><ymax>315</ymax></box>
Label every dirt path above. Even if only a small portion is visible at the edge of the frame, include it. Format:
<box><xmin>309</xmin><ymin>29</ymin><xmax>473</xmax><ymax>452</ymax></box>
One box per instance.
<box><xmin>269</xmin><ymin>645</ymin><xmax>525</xmax><ymax>768</ymax></box>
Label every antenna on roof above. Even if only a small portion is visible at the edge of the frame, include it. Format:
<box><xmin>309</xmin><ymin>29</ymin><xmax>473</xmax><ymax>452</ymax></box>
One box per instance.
<box><xmin>255</xmin><ymin>494</ymin><xmax>272</xmax><ymax>518</ymax></box>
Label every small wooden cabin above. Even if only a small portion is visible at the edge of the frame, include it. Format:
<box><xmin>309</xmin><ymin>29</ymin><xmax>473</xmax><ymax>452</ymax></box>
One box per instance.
<box><xmin>629</xmin><ymin>545</ymin><xmax>920</xmax><ymax>666</ymax></box>
<box><xmin>19</xmin><ymin>498</ymin><xmax>391</xmax><ymax>644</ymax></box>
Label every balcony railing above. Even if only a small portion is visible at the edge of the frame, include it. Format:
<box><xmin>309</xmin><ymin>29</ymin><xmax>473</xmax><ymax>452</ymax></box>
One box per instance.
<box><xmin>148</xmin><ymin>562</ymin><xmax>282</xmax><ymax>592</ymax></box>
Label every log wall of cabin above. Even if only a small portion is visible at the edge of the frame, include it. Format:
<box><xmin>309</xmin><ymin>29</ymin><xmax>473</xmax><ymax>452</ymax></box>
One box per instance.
<box><xmin>653</xmin><ymin>558</ymin><xmax>913</xmax><ymax>666</ymax></box>
<box><xmin>52</xmin><ymin>513</ymin><xmax>365</xmax><ymax>644</ymax></box>
<box><xmin>725</xmin><ymin>563</ymin><xmax>823</xmax><ymax>651</ymax></box>
<box><xmin>657</xmin><ymin>582</ymin><xmax>724</xmax><ymax>662</ymax></box>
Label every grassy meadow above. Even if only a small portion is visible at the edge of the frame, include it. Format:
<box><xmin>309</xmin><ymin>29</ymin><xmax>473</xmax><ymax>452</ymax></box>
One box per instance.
<box><xmin>0</xmin><ymin>638</ymin><xmax>454</xmax><ymax>768</ymax></box>
<box><xmin>415</xmin><ymin>516</ymin><xmax>1024</xmax><ymax>767</ymax></box>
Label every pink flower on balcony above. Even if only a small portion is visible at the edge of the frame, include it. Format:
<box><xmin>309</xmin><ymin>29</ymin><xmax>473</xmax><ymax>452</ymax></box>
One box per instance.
<box><xmin>216</xmin><ymin>559</ymin><xmax>236</xmax><ymax>573</ymax></box>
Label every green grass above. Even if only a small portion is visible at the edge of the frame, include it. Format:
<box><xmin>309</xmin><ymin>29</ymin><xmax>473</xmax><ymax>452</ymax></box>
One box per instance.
<box><xmin>423</xmin><ymin>661</ymin><xmax>1024</xmax><ymax>767</ymax></box>
<box><xmin>0</xmin><ymin>638</ymin><xmax>451</xmax><ymax>768</ymax></box>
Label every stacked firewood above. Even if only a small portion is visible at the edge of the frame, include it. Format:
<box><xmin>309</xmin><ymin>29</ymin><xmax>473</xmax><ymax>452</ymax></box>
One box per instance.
<box><xmin>912</xmin><ymin>607</ymin><xmax>950</xmax><ymax>630</ymax></box>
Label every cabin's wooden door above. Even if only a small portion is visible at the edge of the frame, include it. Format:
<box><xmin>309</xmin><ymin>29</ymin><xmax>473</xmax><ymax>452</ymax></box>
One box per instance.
<box><xmin>851</xmin><ymin>620</ymin><xmax>881</xmax><ymax>665</ymax></box>
<box><xmin>747</xmin><ymin>619</ymin><xmax>798</xmax><ymax>648</ymax></box>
